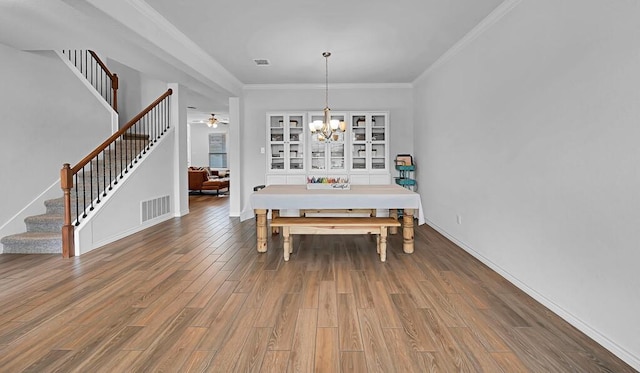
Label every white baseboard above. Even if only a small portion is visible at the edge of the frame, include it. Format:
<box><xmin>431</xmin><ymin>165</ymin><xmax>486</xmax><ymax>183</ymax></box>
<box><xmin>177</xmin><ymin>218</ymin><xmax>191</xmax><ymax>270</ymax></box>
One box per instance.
<box><xmin>425</xmin><ymin>218</ymin><xmax>640</xmax><ymax>371</ymax></box>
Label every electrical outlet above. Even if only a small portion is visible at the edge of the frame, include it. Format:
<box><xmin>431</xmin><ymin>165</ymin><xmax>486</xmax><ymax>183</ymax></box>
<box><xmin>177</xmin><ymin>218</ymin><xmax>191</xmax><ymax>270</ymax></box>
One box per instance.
<box><xmin>260</xmin><ymin>147</ymin><xmax>265</xmax><ymax>154</ymax></box>
<box><xmin>456</xmin><ymin>214</ymin><xmax>462</xmax><ymax>224</ymax></box>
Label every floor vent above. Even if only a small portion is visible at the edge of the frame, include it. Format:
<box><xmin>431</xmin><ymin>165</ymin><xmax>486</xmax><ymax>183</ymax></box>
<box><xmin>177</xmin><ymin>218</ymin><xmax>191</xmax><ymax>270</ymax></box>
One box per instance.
<box><xmin>141</xmin><ymin>195</ymin><xmax>170</xmax><ymax>223</ymax></box>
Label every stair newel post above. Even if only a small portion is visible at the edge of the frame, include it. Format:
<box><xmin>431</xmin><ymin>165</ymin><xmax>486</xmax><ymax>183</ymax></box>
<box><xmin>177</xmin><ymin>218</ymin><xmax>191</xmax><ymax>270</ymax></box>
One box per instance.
<box><xmin>112</xmin><ymin>73</ymin><xmax>118</xmax><ymax>113</ymax></box>
<box><xmin>60</xmin><ymin>163</ymin><xmax>75</xmax><ymax>258</ymax></box>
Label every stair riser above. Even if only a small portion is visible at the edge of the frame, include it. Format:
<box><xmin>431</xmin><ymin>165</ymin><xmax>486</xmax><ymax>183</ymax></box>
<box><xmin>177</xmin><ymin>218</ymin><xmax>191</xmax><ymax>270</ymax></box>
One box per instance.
<box><xmin>46</xmin><ymin>197</ymin><xmax>105</xmax><ymax>217</ymax></box>
<box><xmin>26</xmin><ymin>219</ymin><xmax>63</xmax><ymax>233</ymax></box>
<box><xmin>1</xmin><ymin>239</ymin><xmax>61</xmax><ymax>254</ymax></box>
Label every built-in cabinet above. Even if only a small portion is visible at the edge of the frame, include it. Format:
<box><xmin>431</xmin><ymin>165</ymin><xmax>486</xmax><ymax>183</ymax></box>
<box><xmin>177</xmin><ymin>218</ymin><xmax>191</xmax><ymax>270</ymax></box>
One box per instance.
<box><xmin>349</xmin><ymin>112</ymin><xmax>390</xmax><ymax>184</ymax></box>
<box><xmin>349</xmin><ymin>113</ymin><xmax>388</xmax><ymax>172</ymax></box>
<box><xmin>266</xmin><ymin>111</ymin><xmax>390</xmax><ymax>185</ymax></box>
<box><xmin>267</xmin><ymin>113</ymin><xmax>306</xmax><ymax>173</ymax></box>
<box><xmin>308</xmin><ymin>111</ymin><xmax>347</xmax><ymax>172</ymax></box>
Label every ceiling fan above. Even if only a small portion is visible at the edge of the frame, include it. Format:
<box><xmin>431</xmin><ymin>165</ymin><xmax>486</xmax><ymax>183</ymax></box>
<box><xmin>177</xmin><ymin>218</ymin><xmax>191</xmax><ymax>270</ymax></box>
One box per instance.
<box><xmin>190</xmin><ymin>113</ymin><xmax>229</xmax><ymax>128</ymax></box>
<box><xmin>206</xmin><ymin>113</ymin><xmax>229</xmax><ymax>128</ymax></box>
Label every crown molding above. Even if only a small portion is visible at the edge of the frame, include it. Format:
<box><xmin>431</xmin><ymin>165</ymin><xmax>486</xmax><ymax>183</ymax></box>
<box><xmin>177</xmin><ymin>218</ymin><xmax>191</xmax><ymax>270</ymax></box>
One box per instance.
<box><xmin>414</xmin><ymin>0</ymin><xmax>523</xmax><ymax>83</ymax></box>
<box><xmin>243</xmin><ymin>83</ymin><xmax>413</xmax><ymax>91</ymax></box>
<box><xmin>85</xmin><ymin>0</ymin><xmax>243</xmax><ymax>95</ymax></box>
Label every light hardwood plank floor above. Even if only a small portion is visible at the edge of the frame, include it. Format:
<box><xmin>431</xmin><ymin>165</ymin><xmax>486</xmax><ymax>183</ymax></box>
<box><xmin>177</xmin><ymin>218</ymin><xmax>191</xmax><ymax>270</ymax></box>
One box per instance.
<box><xmin>0</xmin><ymin>195</ymin><xmax>635</xmax><ymax>372</ymax></box>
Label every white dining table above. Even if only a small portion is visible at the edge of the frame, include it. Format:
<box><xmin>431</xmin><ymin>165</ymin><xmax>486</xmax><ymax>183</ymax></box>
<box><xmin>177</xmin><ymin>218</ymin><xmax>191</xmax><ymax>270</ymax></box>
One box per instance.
<box><xmin>249</xmin><ymin>184</ymin><xmax>425</xmax><ymax>254</ymax></box>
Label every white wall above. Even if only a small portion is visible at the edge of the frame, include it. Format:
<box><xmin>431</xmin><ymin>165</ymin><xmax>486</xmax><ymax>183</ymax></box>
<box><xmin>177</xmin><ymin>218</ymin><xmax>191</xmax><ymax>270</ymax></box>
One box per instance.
<box><xmin>107</xmin><ymin>58</ymin><xmax>141</xmax><ymax>127</ymax></box>
<box><xmin>108</xmin><ymin>58</ymin><xmax>170</xmax><ymax>125</ymax></box>
<box><xmin>413</xmin><ymin>0</ymin><xmax>640</xmax><ymax>367</ymax></box>
<box><xmin>240</xmin><ymin>85</ymin><xmax>413</xmax><ymax>217</ymax></box>
<box><xmin>188</xmin><ymin>124</ymin><xmax>229</xmax><ymax>168</ymax></box>
<box><xmin>0</xmin><ymin>45</ymin><xmax>112</xmax><ymax>245</ymax></box>
<box><xmin>77</xmin><ymin>128</ymin><xmax>177</xmax><ymax>254</ymax></box>
<box><xmin>141</xmin><ymin>74</ymin><xmax>171</xmax><ymax>110</ymax></box>
<box><xmin>76</xmin><ymin>83</ymin><xmax>189</xmax><ymax>254</ymax></box>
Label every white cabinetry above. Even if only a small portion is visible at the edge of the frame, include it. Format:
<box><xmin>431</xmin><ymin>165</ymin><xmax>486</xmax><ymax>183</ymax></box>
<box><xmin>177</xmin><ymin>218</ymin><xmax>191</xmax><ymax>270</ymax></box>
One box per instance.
<box><xmin>308</xmin><ymin>111</ymin><xmax>347</xmax><ymax>173</ymax></box>
<box><xmin>266</xmin><ymin>111</ymin><xmax>390</xmax><ymax>185</ymax></box>
<box><xmin>266</xmin><ymin>113</ymin><xmax>306</xmax><ymax>173</ymax></box>
<box><xmin>349</xmin><ymin>112</ymin><xmax>389</xmax><ymax>182</ymax></box>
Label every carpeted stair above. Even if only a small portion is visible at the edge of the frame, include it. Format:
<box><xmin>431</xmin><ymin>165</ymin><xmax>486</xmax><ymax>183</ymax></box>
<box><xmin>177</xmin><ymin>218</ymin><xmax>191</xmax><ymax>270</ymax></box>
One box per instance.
<box><xmin>1</xmin><ymin>197</ymin><xmax>68</xmax><ymax>254</ymax></box>
<box><xmin>1</xmin><ymin>138</ymin><xmax>149</xmax><ymax>254</ymax></box>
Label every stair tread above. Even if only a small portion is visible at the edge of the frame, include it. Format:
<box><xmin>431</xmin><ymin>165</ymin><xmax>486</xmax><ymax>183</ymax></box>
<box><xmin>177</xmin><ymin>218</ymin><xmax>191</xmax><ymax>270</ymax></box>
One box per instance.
<box><xmin>1</xmin><ymin>232</ymin><xmax>61</xmax><ymax>254</ymax></box>
<box><xmin>1</xmin><ymin>231</ymin><xmax>61</xmax><ymax>242</ymax></box>
<box><xmin>25</xmin><ymin>214</ymin><xmax>64</xmax><ymax>221</ymax></box>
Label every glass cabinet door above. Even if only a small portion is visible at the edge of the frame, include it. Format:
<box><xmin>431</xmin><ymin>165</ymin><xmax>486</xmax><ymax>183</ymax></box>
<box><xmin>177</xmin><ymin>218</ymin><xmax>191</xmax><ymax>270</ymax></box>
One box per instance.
<box><xmin>267</xmin><ymin>113</ymin><xmax>306</xmax><ymax>172</ymax></box>
<box><xmin>349</xmin><ymin>113</ymin><xmax>388</xmax><ymax>172</ymax></box>
<box><xmin>287</xmin><ymin>114</ymin><xmax>305</xmax><ymax>171</ymax></box>
<box><xmin>350</xmin><ymin>115</ymin><xmax>367</xmax><ymax>170</ymax></box>
<box><xmin>268</xmin><ymin>115</ymin><xmax>285</xmax><ymax>171</ymax></box>
<box><xmin>308</xmin><ymin>112</ymin><xmax>346</xmax><ymax>172</ymax></box>
<box><xmin>370</xmin><ymin>113</ymin><xmax>387</xmax><ymax>171</ymax></box>
<box><xmin>328</xmin><ymin>141</ymin><xmax>345</xmax><ymax>170</ymax></box>
<box><xmin>310</xmin><ymin>141</ymin><xmax>326</xmax><ymax>170</ymax></box>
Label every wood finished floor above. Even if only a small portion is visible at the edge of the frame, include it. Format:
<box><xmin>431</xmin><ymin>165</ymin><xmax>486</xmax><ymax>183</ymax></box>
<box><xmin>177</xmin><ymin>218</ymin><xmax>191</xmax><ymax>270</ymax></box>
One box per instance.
<box><xmin>0</xmin><ymin>195</ymin><xmax>635</xmax><ymax>372</ymax></box>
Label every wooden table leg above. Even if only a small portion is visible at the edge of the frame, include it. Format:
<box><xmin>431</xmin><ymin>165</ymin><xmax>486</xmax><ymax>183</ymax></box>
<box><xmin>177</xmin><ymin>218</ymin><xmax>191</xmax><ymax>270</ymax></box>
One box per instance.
<box><xmin>283</xmin><ymin>226</ymin><xmax>291</xmax><ymax>261</ymax></box>
<box><xmin>389</xmin><ymin>209</ymin><xmax>398</xmax><ymax>234</ymax></box>
<box><xmin>402</xmin><ymin>208</ymin><xmax>414</xmax><ymax>253</ymax></box>
<box><xmin>380</xmin><ymin>228</ymin><xmax>388</xmax><ymax>262</ymax></box>
<box><xmin>255</xmin><ymin>209</ymin><xmax>267</xmax><ymax>252</ymax></box>
<box><xmin>271</xmin><ymin>209</ymin><xmax>280</xmax><ymax>234</ymax></box>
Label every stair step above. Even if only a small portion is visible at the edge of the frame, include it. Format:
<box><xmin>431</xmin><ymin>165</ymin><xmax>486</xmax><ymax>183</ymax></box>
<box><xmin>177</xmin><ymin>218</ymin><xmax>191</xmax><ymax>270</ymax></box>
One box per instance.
<box><xmin>25</xmin><ymin>214</ymin><xmax>64</xmax><ymax>232</ymax></box>
<box><xmin>1</xmin><ymin>232</ymin><xmax>61</xmax><ymax>254</ymax></box>
<box><xmin>1</xmin><ymin>135</ymin><xmax>156</xmax><ymax>255</ymax></box>
<box><xmin>45</xmin><ymin>197</ymin><xmax>65</xmax><ymax>214</ymax></box>
<box><xmin>45</xmin><ymin>198</ymin><xmax>85</xmax><ymax>219</ymax></box>
<box><xmin>122</xmin><ymin>133</ymin><xmax>150</xmax><ymax>140</ymax></box>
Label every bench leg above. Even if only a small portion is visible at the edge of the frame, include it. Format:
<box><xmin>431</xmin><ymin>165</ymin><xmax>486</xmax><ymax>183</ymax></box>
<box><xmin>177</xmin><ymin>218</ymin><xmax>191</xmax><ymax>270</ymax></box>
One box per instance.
<box><xmin>376</xmin><ymin>234</ymin><xmax>380</xmax><ymax>254</ymax></box>
<box><xmin>380</xmin><ymin>227</ymin><xmax>388</xmax><ymax>262</ymax></box>
<box><xmin>272</xmin><ymin>209</ymin><xmax>280</xmax><ymax>234</ymax></box>
<box><xmin>389</xmin><ymin>209</ymin><xmax>398</xmax><ymax>234</ymax></box>
<box><xmin>283</xmin><ymin>226</ymin><xmax>291</xmax><ymax>261</ymax></box>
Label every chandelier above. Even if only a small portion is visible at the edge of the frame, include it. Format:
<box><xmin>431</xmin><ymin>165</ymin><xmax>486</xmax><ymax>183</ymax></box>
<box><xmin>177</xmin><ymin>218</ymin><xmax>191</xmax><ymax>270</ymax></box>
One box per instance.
<box><xmin>309</xmin><ymin>52</ymin><xmax>346</xmax><ymax>141</ymax></box>
<box><xmin>207</xmin><ymin>114</ymin><xmax>218</xmax><ymax>128</ymax></box>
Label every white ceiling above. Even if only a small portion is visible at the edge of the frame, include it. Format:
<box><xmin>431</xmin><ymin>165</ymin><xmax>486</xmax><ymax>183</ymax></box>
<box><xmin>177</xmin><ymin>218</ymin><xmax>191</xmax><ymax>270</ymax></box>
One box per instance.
<box><xmin>143</xmin><ymin>0</ymin><xmax>505</xmax><ymax>85</ymax></box>
<box><xmin>0</xmin><ymin>0</ymin><xmax>506</xmax><ymax>121</ymax></box>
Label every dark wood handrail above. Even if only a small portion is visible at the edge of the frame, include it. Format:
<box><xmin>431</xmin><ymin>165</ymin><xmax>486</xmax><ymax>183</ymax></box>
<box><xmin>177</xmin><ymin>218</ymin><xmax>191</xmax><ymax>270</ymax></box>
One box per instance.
<box><xmin>61</xmin><ymin>89</ymin><xmax>173</xmax><ymax>258</ymax></box>
<box><xmin>88</xmin><ymin>50</ymin><xmax>118</xmax><ymax>112</ymax></box>
<box><xmin>70</xmin><ymin>89</ymin><xmax>172</xmax><ymax>174</ymax></box>
<box><xmin>88</xmin><ymin>50</ymin><xmax>115</xmax><ymax>79</ymax></box>
<box><xmin>62</xmin><ymin>50</ymin><xmax>119</xmax><ymax>112</ymax></box>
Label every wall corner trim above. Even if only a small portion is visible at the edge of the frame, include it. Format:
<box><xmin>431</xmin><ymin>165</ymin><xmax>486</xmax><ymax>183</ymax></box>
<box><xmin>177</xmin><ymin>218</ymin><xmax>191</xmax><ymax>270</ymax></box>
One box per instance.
<box><xmin>414</xmin><ymin>0</ymin><xmax>524</xmax><ymax>83</ymax></box>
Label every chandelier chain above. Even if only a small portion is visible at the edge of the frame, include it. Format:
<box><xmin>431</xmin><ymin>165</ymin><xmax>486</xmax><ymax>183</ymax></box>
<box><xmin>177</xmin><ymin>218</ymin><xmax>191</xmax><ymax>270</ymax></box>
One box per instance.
<box><xmin>309</xmin><ymin>51</ymin><xmax>344</xmax><ymax>142</ymax></box>
<box><xmin>325</xmin><ymin>53</ymin><xmax>329</xmax><ymax>108</ymax></box>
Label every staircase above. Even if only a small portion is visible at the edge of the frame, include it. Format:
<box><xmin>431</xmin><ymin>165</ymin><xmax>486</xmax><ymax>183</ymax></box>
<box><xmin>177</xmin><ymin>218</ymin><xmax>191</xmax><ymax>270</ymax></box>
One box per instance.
<box><xmin>1</xmin><ymin>137</ymin><xmax>148</xmax><ymax>254</ymax></box>
<box><xmin>1</xmin><ymin>50</ymin><xmax>173</xmax><ymax>257</ymax></box>
<box><xmin>1</xmin><ymin>200</ymin><xmax>66</xmax><ymax>254</ymax></box>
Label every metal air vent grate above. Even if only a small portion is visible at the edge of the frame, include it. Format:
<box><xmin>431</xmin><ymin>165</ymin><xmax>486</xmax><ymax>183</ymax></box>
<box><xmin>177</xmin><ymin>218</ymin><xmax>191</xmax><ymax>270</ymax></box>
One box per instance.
<box><xmin>141</xmin><ymin>195</ymin><xmax>170</xmax><ymax>223</ymax></box>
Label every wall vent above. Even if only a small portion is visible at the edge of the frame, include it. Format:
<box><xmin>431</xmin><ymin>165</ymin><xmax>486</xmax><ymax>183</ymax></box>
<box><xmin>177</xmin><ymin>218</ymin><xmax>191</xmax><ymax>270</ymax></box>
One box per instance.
<box><xmin>141</xmin><ymin>195</ymin><xmax>170</xmax><ymax>223</ymax></box>
<box><xmin>253</xmin><ymin>58</ymin><xmax>270</xmax><ymax>66</ymax></box>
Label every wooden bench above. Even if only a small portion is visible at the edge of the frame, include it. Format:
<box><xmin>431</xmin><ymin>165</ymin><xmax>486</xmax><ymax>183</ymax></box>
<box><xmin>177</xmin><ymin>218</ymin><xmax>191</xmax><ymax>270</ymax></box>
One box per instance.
<box><xmin>270</xmin><ymin>209</ymin><xmax>376</xmax><ymax>235</ymax></box>
<box><xmin>270</xmin><ymin>217</ymin><xmax>401</xmax><ymax>262</ymax></box>
<box><xmin>299</xmin><ymin>208</ymin><xmax>376</xmax><ymax>217</ymax></box>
